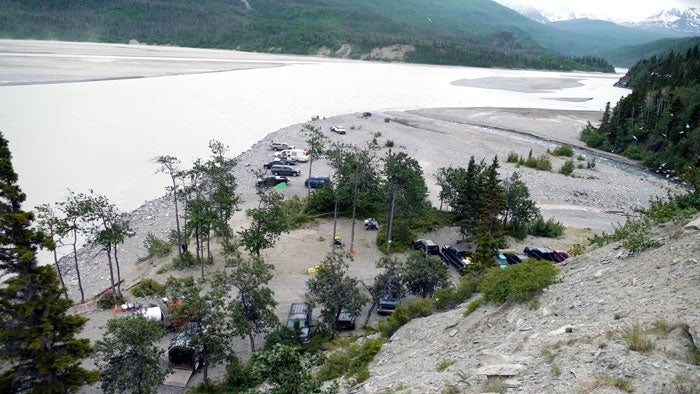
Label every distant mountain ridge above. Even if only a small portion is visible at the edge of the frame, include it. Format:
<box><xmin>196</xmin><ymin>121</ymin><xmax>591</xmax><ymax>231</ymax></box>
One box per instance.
<box><xmin>626</xmin><ymin>7</ymin><xmax>700</xmax><ymax>35</ymax></box>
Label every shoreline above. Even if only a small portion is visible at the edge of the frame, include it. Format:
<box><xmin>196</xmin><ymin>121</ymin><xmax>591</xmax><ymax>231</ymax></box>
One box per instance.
<box><xmin>58</xmin><ymin>106</ymin><xmax>679</xmax><ymax>305</ymax></box>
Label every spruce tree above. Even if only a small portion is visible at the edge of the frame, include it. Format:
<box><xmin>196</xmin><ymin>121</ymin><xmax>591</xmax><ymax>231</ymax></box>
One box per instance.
<box><xmin>0</xmin><ymin>132</ymin><xmax>97</xmax><ymax>392</ymax></box>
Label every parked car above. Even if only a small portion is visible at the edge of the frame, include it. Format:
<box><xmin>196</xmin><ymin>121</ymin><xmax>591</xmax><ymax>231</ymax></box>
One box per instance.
<box><xmin>256</xmin><ymin>175</ymin><xmax>289</xmax><ymax>188</ymax></box>
<box><xmin>335</xmin><ymin>307</ymin><xmax>356</xmax><ymax>330</ymax></box>
<box><xmin>274</xmin><ymin>149</ymin><xmax>309</xmax><ymax>162</ymax></box>
<box><xmin>304</xmin><ymin>176</ymin><xmax>331</xmax><ymax>188</ymax></box>
<box><xmin>270</xmin><ymin>142</ymin><xmax>294</xmax><ymax>151</ymax></box>
<box><xmin>271</xmin><ymin>165</ymin><xmax>301</xmax><ymax>177</ymax></box>
<box><xmin>504</xmin><ymin>252</ymin><xmax>531</xmax><ymax>265</ymax></box>
<box><xmin>441</xmin><ymin>244</ymin><xmax>475</xmax><ymax>270</ymax></box>
<box><xmin>263</xmin><ymin>158</ymin><xmax>296</xmax><ymax>169</ymax></box>
<box><xmin>377</xmin><ymin>292</ymin><xmax>401</xmax><ymax>315</ymax></box>
<box><xmin>523</xmin><ymin>246</ymin><xmax>568</xmax><ymax>263</ymax></box>
<box><xmin>411</xmin><ymin>239</ymin><xmax>441</xmax><ymax>256</ymax></box>
<box><xmin>330</xmin><ymin>125</ymin><xmax>346</xmax><ymax>134</ymax></box>
<box><xmin>286</xmin><ymin>302</ymin><xmax>312</xmax><ymax>344</ymax></box>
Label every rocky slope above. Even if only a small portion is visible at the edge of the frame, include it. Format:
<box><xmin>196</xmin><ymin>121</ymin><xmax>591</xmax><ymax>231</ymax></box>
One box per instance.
<box><xmin>350</xmin><ymin>216</ymin><xmax>700</xmax><ymax>393</ymax></box>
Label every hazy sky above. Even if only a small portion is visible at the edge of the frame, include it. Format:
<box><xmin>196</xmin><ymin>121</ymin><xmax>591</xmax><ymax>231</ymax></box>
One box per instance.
<box><xmin>496</xmin><ymin>0</ymin><xmax>698</xmax><ymax>22</ymax></box>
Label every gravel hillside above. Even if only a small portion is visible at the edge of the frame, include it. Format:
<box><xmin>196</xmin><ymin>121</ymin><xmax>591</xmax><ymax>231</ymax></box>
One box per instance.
<box><xmin>351</xmin><ymin>215</ymin><xmax>700</xmax><ymax>393</ymax></box>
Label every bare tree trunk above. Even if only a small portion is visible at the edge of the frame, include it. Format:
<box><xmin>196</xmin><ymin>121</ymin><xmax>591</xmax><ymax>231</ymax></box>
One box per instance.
<box><xmin>386</xmin><ymin>186</ymin><xmax>397</xmax><ymax>253</ymax></box>
<box><xmin>350</xmin><ymin>167</ymin><xmax>360</xmax><ymax>254</ymax></box>
<box><xmin>71</xmin><ymin>229</ymin><xmax>85</xmax><ymax>303</ymax></box>
<box><xmin>332</xmin><ymin>199</ymin><xmax>339</xmax><ymax>252</ymax></box>
<box><xmin>114</xmin><ymin>244</ymin><xmax>122</xmax><ymax>295</ymax></box>
<box><xmin>52</xmin><ymin>248</ymin><xmax>68</xmax><ymax>299</ymax></box>
<box><xmin>172</xmin><ymin>183</ymin><xmax>183</xmax><ymax>263</ymax></box>
<box><xmin>106</xmin><ymin>244</ymin><xmax>117</xmax><ymax>306</ymax></box>
<box><xmin>249</xmin><ymin>333</ymin><xmax>255</xmax><ymax>352</ymax></box>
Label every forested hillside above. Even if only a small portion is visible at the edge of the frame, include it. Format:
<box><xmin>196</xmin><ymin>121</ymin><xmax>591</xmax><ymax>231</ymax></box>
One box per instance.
<box><xmin>0</xmin><ymin>0</ymin><xmax>613</xmax><ymax>72</ymax></box>
<box><xmin>601</xmin><ymin>36</ymin><xmax>700</xmax><ymax>68</ymax></box>
<box><xmin>581</xmin><ymin>46</ymin><xmax>700</xmax><ymax>188</ymax></box>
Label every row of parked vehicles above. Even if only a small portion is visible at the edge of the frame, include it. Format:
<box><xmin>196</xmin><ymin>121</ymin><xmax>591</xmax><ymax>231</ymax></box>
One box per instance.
<box><xmin>411</xmin><ymin>238</ymin><xmax>570</xmax><ymax>272</ymax></box>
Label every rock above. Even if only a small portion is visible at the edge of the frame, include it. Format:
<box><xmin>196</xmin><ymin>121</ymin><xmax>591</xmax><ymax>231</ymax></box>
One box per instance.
<box><xmin>475</xmin><ymin>363</ymin><xmax>526</xmax><ymax>377</ymax></box>
<box><xmin>684</xmin><ymin>217</ymin><xmax>700</xmax><ymax>231</ymax></box>
<box><xmin>683</xmin><ymin>312</ymin><xmax>700</xmax><ymax>349</ymax></box>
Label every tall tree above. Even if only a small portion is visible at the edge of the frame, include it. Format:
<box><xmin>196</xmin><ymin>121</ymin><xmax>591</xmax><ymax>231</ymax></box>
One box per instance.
<box><xmin>218</xmin><ymin>255</ymin><xmax>278</xmax><ymax>352</ymax></box>
<box><xmin>401</xmin><ymin>251</ymin><xmax>449</xmax><ymax>298</ymax></box>
<box><xmin>154</xmin><ymin>155</ymin><xmax>184</xmax><ymax>262</ymax></box>
<box><xmin>500</xmin><ymin>171</ymin><xmax>539</xmax><ymax>238</ymax></box>
<box><xmin>250</xmin><ymin>343</ymin><xmax>337</xmax><ymax>394</ymax></box>
<box><xmin>304</xmin><ymin>124</ymin><xmax>329</xmax><ymax>204</ymax></box>
<box><xmin>165</xmin><ymin>276</ymin><xmax>229</xmax><ymax>390</ymax></box>
<box><xmin>206</xmin><ymin>140</ymin><xmax>240</xmax><ymax>246</ymax></box>
<box><xmin>34</xmin><ymin>203</ymin><xmax>68</xmax><ymax>298</ymax></box>
<box><xmin>0</xmin><ymin>132</ymin><xmax>97</xmax><ymax>392</ymax></box>
<box><xmin>305</xmin><ymin>252</ymin><xmax>368</xmax><ymax>338</ymax></box>
<box><xmin>239</xmin><ymin>185</ymin><xmax>289</xmax><ymax>257</ymax></box>
<box><xmin>364</xmin><ymin>256</ymin><xmax>403</xmax><ymax>325</ymax></box>
<box><xmin>94</xmin><ymin>314</ymin><xmax>171</xmax><ymax>394</ymax></box>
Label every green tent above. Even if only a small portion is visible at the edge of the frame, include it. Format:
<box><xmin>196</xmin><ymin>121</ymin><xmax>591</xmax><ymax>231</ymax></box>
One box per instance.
<box><xmin>274</xmin><ymin>182</ymin><xmax>287</xmax><ymax>189</ymax></box>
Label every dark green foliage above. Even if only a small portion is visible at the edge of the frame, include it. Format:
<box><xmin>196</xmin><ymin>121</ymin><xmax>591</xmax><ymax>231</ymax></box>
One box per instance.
<box><xmin>317</xmin><ymin>338</ymin><xmax>384</xmax><ymax>383</ymax></box>
<box><xmin>0</xmin><ymin>0</ymin><xmax>613</xmax><ymax>72</ymax></box>
<box><xmin>94</xmin><ymin>314</ymin><xmax>170</xmax><ymax>394</ymax></box>
<box><xmin>98</xmin><ymin>290</ymin><xmax>126</xmax><ymax>310</ymax></box>
<box><xmin>0</xmin><ymin>133</ymin><xmax>97</xmax><ymax>391</ymax></box>
<box><xmin>528</xmin><ymin>215</ymin><xmax>565</xmax><ymax>238</ymax></box>
<box><xmin>581</xmin><ymin>47</ymin><xmax>700</xmax><ymax>181</ymax></box>
<box><xmin>478</xmin><ymin>259</ymin><xmax>559</xmax><ymax>305</ymax></box>
<box><xmin>249</xmin><ymin>343</ymin><xmax>336</xmax><ymax>394</ymax></box>
<box><xmin>305</xmin><ymin>253</ymin><xmax>368</xmax><ymax>338</ymax></box>
<box><xmin>559</xmin><ymin>159</ymin><xmax>575</xmax><ymax>176</ymax></box>
<box><xmin>464</xmin><ymin>296</ymin><xmax>484</xmax><ymax>316</ymax></box>
<box><xmin>239</xmin><ymin>188</ymin><xmax>290</xmax><ymax>257</ymax></box>
<box><xmin>130</xmin><ymin>278</ymin><xmax>166</xmax><ymax>297</ymax></box>
<box><xmin>433</xmin><ymin>276</ymin><xmax>478</xmax><ymax>311</ymax></box>
<box><xmin>220</xmin><ymin>355</ymin><xmax>257</xmax><ymax>393</ymax></box>
<box><xmin>550</xmin><ymin>145</ymin><xmax>574</xmax><ymax>157</ymax></box>
<box><xmin>171</xmin><ymin>250</ymin><xmax>197</xmax><ymax>269</ymax></box>
<box><xmin>401</xmin><ymin>252</ymin><xmax>449</xmax><ymax>298</ymax></box>
<box><xmin>506</xmin><ymin>151</ymin><xmax>520</xmax><ymax>163</ymax></box>
<box><xmin>143</xmin><ymin>232</ymin><xmax>173</xmax><ymax>258</ymax></box>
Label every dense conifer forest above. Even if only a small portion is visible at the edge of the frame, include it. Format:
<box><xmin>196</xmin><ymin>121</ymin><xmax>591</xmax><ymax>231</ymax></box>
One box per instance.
<box><xmin>0</xmin><ymin>0</ymin><xmax>613</xmax><ymax>72</ymax></box>
<box><xmin>581</xmin><ymin>46</ymin><xmax>700</xmax><ymax>186</ymax></box>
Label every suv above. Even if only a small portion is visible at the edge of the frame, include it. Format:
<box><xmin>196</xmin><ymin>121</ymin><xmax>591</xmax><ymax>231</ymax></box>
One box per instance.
<box><xmin>330</xmin><ymin>126</ymin><xmax>346</xmax><ymax>134</ymax></box>
<box><xmin>411</xmin><ymin>239</ymin><xmax>440</xmax><ymax>256</ymax></box>
<box><xmin>377</xmin><ymin>292</ymin><xmax>401</xmax><ymax>315</ymax></box>
<box><xmin>271</xmin><ymin>142</ymin><xmax>294</xmax><ymax>151</ymax></box>
<box><xmin>256</xmin><ymin>175</ymin><xmax>288</xmax><ymax>188</ymax></box>
<box><xmin>335</xmin><ymin>307</ymin><xmax>356</xmax><ymax>330</ymax></box>
<box><xmin>305</xmin><ymin>176</ymin><xmax>330</xmax><ymax>188</ymax></box>
<box><xmin>271</xmin><ymin>165</ymin><xmax>301</xmax><ymax>177</ymax></box>
<box><xmin>286</xmin><ymin>302</ymin><xmax>312</xmax><ymax>344</ymax></box>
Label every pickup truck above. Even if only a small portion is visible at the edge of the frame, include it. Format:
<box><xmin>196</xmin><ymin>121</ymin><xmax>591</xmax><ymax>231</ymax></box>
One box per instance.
<box><xmin>441</xmin><ymin>244</ymin><xmax>475</xmax><ymax>271</ymax></box>
<box><xmin>377</xmin><ymin>293</ymin><xmax>401</xmax><ymax>315</ymax></box>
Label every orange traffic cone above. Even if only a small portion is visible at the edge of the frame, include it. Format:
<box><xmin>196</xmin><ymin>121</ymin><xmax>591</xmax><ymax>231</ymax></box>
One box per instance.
<box><xmin>113</xmin><ymin>305</ymin><xmax>119</xmax><ymax>314</ymax></box>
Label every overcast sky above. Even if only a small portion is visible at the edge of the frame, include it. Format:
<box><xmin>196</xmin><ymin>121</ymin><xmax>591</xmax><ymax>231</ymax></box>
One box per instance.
<box><xmin>495</xmin><ymin>0</ymin><xmax>698</xmax><ymax>22</ymax></box>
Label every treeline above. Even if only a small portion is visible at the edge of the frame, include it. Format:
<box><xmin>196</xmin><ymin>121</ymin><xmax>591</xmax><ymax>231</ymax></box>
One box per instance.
<box><xmin>580</xmin><ymin>46</ymin><xmax>700</xmax><ymax>188</ymax></box>
<box><xmin>0</xmin><ymin>0</ymin><xmax>614</xmax><ymax>72</ymax></box>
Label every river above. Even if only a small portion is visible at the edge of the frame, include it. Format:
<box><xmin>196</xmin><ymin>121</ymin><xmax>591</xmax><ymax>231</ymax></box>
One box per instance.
<box><xmin>0</xmin><ymin>40</ymin><xmax>630</xmax><ymax>214</ymax></box>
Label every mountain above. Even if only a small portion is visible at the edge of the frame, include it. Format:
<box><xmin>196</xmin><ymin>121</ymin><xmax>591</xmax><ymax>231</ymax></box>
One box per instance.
<box><xmin>600</xmin><ymin>36</ymin><xmax>700</xmax><ymax>68</ymax></box>
<box><xmin>547</xmin><ymin>18</ymin><xmax>680</xmax><ymax>55</ymax></box>
<box><xmin>626</xmin><ymin>8</ymin><xmax>700</xmax><ymax>35</ymax></box>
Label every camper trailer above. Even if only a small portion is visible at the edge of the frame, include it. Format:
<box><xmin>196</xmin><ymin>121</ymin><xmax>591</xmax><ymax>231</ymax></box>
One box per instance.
<box><xmin>274</xmin><ymin>149</ymin><xmax>309</xmax><ymax>162</ymax></box>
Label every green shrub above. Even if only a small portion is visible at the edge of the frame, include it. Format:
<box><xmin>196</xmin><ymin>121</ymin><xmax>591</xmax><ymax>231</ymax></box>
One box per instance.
<box><xmin>506</xmin><ymin>151</ymin><xmax>520</xmax><ymax>163</ymax></box>
<box><xmin>97</xmin><ymin>291</ymin><xmax>126</xmax><ymax>310</ymax></box>
<box><xmin>305</xmin><ymin>184</ymin><xmax>336</xmax><ymax>215</ymax></box>
<box><xmin>623</xmin><ymin>324</ymin><xmax>655</xmax><ymax>352</ymax></box>
<box><xmin>559</xmin><ymin>159</ymin><xmax>575</xmax><ymax>176</ymax></box>
<box><xmin>536</xmin><ymin>155</ymin><xmax>552</xmax><ymax>171</ymax></box>
<box><xmin>384</xmin><ymin>139</ymin><xmax>394</xmax><ymax>148</ymax></box>
<box><xmin>406</xmin><ymin>297</ymin><xmax>433</xmax><ymax>317</ymax></box>
<box><xmin>436</xmin><ymin>358</ymin><xmax>456</xmax><ymax>372</ymax></box>
<box><xmin>433</xmin><ymin>276</ymin><xmax>477</xmax><ymax>311</ymax></box>
<box><xmin>222</xmin><ymin>355</ymin><xmax>258</xmax><ymax>393</ymax></box>
<box><xmin>478</xmin><ymin>259</ymin><xmax>559</xmax><ymax>305</ymax></box>
<box><xmin>464</xmin><ymin>296</ymin><xmax>483</xmax><ymax>316</ymax></box>
<box><xmin>528</xmin><ymin>215</ymin><xmax>565</xmax><ymax>238</ymax></box>
<box><xmin>577</xmin><ymin>154</ymin><xmax>586</xmax><ymax>161</ymax></box>
<box><xmin>550</xmin><ymin>145</ymin><xmax>574</xmax><ymax>157</ymax></box>
<box><xmin>130</xmin><ymin>278</ymin><xmax>166</xmax><ymax>297</ymax></box>
<box><xmin>384</xmin><ymin>118</ymin><xmax>390</xmax><ymax>123</ymax></box>
<box><xmin>143</xmin><ymin>232</ymin><xmax>173</xmax><ymax>258</ymax></box>
<box><xmin>171</xmin><ymin>250</ymin><xmax>197</xmax><ymax>269</ymax></box>
<box><xmin>378</xmin><ymin>299</ymin><xmax>435</xmax><ymax>338</ymax></box>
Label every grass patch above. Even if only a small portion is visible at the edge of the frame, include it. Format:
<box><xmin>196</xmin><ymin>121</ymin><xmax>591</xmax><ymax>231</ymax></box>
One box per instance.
<box><xmin>588</xmin><ymin>374</ymin><xmax>634</xmax><ymax>393</ymax></box>
<box><xmin>483</xmin><ymin>377</ymin><xmax>506</xmax><ymax>393</ymax></box>
<box><xmin>436</xmin><ymin>358</ymin><xmax>456</xmax><ymax>372</ymax></box>
<box><xmin>143</xmin><ymin>232</ymin><xmax>173</xmax><ymax>258</ymax></box>
<box><xmin>623</xmin><ymin>323</ymin><xmax>655</xmax><ymax>352</ymax></box>
<box><xmin>317</xmin><ymin>337</ymin><xmax>384</xmax><ymax>383</ymax></box>
<box><xmin>464</xmin><ymin>296</ymin><xmax>483</xmax><ymax>316</ymax></box>
<box><xmin>478</xmin><ymin>259</ymin><xmax>559</xmax><ymax>305</ymax></box>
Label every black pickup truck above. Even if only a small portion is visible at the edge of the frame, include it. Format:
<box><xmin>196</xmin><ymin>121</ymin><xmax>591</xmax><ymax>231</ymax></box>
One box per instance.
<box><xmin>441</xmin><ymin>244</ymin><xmax>475</xmax><ymax>270</ymax></box>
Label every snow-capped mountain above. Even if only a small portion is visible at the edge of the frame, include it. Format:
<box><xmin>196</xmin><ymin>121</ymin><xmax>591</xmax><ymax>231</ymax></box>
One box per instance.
<box><xmin>627</xmin><ymin>8</ymin><xmax>700</xmax><ymax>35</ymax></box>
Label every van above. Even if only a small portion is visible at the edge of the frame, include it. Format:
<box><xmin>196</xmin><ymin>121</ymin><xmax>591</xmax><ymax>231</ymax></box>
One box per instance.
<box><xmin>304</xmin><ymin>176</ymin><xmax>330</xmax><ymax>188</ymax></box>
<box><xmin>274</xmin><ymin>149</ymin><xmax>309</xmax><ymax>163</ymax></box>
<box><xmin>286</xmin><ymin>302</ymin><xmax>312</xmax><ymax>344</ymax></box>
<box><xmin>271</xmin><ymin>165</ymin><xmax>301</xmax><ymax>177</ymax></box>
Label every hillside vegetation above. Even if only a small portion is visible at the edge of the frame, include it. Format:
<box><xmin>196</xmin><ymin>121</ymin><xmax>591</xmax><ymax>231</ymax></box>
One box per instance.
<box><xmin>581</xmin><ymin>45</ymin><xmax>700</xmax><ymax>191</ymax></box>
<box><xmin>0</xmin><ymin>0</ymin><xmax>614</xmax><ymax>72</ymax></box>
